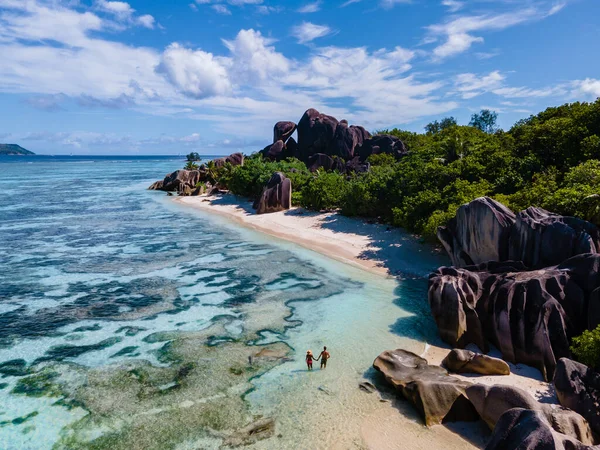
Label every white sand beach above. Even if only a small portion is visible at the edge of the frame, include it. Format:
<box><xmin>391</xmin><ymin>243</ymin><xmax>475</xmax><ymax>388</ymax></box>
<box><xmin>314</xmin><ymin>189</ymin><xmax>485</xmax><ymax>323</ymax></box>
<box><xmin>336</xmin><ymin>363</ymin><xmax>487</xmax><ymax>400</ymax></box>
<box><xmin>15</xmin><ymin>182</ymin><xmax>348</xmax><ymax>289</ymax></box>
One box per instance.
<box><xmin>176</xmin><ymin>194</ymin><xmax>445</xmax><ymax>279</ymax></box>
<box><xmin>175</xmin><ymin>193</ymin><xmax>557</xmax><ymax>450</ymax></box>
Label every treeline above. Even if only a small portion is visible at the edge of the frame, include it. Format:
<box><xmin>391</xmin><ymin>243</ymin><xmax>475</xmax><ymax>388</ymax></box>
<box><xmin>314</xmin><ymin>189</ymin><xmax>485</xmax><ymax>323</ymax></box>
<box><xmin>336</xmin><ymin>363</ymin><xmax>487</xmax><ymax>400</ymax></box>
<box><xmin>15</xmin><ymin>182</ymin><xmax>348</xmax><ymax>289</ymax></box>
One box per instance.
<box><xmin>211</xmin><ymin>99</ymin><xmax>600</xmax><ymax>240</ymax></box>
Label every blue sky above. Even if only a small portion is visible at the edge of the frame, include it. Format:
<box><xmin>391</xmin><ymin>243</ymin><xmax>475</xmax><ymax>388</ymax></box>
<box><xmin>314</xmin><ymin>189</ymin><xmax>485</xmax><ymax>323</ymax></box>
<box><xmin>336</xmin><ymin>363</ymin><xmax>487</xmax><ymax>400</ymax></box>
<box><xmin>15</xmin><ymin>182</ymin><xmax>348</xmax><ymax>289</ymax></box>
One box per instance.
<box><xmin>0</xmin><ymin>0</ymin><xmax>598</xmax><ymax>155</ymax></box>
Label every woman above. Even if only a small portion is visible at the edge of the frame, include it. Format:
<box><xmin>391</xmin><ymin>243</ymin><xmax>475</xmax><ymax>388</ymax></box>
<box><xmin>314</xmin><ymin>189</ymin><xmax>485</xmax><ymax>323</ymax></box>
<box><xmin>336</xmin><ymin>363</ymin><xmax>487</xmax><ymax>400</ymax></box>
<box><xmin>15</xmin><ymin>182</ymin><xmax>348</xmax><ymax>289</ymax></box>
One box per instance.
<box><xmin>306</xmin><ymin>350</ymin><xmax>315</xmax><ymax>370</ymax></box>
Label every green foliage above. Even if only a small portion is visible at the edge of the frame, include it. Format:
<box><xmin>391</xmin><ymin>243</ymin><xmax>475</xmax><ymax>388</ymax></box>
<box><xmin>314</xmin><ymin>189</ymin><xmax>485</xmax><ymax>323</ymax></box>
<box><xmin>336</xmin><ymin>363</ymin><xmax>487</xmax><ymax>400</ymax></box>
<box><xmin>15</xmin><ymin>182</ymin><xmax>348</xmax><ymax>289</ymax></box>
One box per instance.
<box><xmin>469</xmin><ymin>109</ymin><xmax>499</xmax><ymax>133</ymax></box>
<box><xmin>184</xmin><ymin>161</ymin><xmax>199</xmax><ymax>170</ymax></box>
<box><xmin>209</xmin><ymin>99</ymin><xmax>600</xmax><ymax>240</ymax></box>
<box><xmin>425</xmin><ymin>117</ymin><xmax>457</xmax><ymax>135</ymax></box>
<box><xmin>186</xmin><ymin>152</ymin><xmax>201</xmax><ymax>162</ymax></box>
<box><xmin>300</xmin><ymin>171</ymin><xmax>347</xmax><ymax>210</ymax></box>
<box><xmin>570</xmin><ymin>325</ymin><xmax>600</xmax><ymax>371</ymax></box>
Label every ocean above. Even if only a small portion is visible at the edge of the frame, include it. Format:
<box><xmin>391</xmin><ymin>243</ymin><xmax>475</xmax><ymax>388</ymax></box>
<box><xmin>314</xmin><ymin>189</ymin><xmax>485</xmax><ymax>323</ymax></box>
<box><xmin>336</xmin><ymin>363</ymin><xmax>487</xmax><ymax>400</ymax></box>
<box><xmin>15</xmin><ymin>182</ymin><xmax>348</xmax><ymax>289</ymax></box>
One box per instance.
<box><xmin>0</xmin><ymin>155</ymin><xmax>445</xmax><ymax>449</ymax></box>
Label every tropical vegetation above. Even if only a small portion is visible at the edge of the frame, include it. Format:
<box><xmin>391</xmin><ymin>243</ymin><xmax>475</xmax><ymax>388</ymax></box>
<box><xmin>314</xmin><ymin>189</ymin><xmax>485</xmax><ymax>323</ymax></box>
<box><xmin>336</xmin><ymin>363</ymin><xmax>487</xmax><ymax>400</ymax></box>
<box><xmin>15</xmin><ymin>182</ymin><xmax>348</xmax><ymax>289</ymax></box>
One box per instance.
<box><xmin>201</xmin><ymin>100</ymin><xmax>600</xmax><ymax>241</ymax></box>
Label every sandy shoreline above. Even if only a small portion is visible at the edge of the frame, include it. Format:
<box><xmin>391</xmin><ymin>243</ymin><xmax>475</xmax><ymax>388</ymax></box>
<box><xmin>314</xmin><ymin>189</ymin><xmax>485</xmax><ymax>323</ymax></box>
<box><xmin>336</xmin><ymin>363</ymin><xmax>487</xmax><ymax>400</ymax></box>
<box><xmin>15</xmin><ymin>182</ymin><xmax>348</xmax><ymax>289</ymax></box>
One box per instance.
<box><xmin>175</xmin><ymin>194</ymin><xmax>446</xmax><ymax>279</ymax></box>
<box><xmin>174</xmin><ymin>193</ymin><xmax>556</xmax><ymax>449</ymax></box>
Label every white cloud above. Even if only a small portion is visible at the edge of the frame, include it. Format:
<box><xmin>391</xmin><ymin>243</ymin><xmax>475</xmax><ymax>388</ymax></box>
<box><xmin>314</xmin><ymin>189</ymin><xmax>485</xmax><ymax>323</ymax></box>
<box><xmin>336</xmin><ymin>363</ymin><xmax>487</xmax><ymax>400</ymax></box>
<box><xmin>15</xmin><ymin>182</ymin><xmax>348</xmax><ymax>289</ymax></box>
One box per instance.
<box><xmin>222</xmin><ymin>29</ymin><xmax>290</xmax><ymax>82</ymax></box>
<box><xmin>441</xmin><ymin>0</ymin><xmax>463</xmax><ymax>13</ymax></box>
<box><xmin>454</xmin><ymin>71</ymin><xmax>505</xmax><ymax>99</ymax></box>
<box><xmin>428</xmin><ymin>2</ymin><xmax>566</xmax><ymax>61</ymax></box>
<box><xmin>291</xmin><ymin>22</ymin><xmax>332</xmax><ymax>44</ymax></box>
<box><xmin>211</xmin><ymin>4</ymin><xmax>231</xmax><ymax>14</ymax></box>
<box><xmin>298</xmin><ymin>2</ymin><xmax>321</xmax><ymax>13</ymax></box>
<box><xmin>157</xmin><ymin>43</ymin><xmax>231</xmax><ymax>99</ymax></box>
<box><xmin>572</xmin><ymin>79</ymin><xmax>600</xmax><ymax>98</ymax></box>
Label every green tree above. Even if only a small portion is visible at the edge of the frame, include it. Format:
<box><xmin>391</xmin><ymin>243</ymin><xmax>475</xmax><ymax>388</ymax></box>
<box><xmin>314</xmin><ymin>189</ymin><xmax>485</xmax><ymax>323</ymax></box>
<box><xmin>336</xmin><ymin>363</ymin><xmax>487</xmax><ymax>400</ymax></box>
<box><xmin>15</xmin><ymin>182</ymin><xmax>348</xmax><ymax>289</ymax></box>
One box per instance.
<box><xmin>186</xmin><ymin>152</ymin><xmax>201</xmax><ymax>162</ymax></box>
<box><xmin>469</xmin><ymin>109</ymin><xmax>498</xmax><ymax>134</ymax></box>
<box><xmin>571</xmin><ymin>325</ymin><xmax>600</xmax><ymax>371</ymax></box>
<box><xmin>184</xmin><ymin>161</ymin><xmax>199</xmax><ymax>170</ymax></box>
<box><xmin>425</xmin><ymin>117</ymin><xmax>457</xmax><ymax>135</ymax></box>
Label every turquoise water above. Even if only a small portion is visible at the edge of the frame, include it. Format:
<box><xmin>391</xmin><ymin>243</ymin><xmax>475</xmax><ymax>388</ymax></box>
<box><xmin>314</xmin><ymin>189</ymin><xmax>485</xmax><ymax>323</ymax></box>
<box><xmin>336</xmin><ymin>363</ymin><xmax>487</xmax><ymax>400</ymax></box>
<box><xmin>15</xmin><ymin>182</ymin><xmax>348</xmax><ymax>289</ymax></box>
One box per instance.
<box><xmin>0</xmin><ymin>156</ymin><xmax>447</xmax><ymax>449</ymax></box>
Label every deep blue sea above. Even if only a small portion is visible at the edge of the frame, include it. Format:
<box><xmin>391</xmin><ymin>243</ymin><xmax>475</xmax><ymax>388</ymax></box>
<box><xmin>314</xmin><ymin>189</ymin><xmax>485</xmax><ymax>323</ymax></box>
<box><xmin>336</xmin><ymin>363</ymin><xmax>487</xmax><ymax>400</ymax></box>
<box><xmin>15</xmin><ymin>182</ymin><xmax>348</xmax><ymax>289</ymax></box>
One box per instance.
<box><xmin>0</xmin><ymin>155</ymin><xmax>445</xmax><ymax>449</ymax></box>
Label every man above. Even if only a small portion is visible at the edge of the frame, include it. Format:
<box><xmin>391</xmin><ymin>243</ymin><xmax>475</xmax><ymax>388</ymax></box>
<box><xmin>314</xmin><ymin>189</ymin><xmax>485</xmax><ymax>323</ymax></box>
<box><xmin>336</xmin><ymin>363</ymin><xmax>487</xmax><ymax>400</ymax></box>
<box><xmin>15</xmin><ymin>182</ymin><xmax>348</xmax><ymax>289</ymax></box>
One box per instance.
<box><xmin>317</xmin><ymin>346</ymin><xmax>330</xmax><ymax>369</ymax></box>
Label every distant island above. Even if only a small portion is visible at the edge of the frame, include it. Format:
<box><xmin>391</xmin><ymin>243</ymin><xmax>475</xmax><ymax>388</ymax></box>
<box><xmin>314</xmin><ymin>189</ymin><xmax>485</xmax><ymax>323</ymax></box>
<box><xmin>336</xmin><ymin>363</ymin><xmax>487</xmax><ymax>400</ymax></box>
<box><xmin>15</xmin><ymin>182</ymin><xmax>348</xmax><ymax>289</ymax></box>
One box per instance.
<box><xmin>0</xmin><ymin>144</ymin><xmax>35</xmax><ymax>155</ymax></box>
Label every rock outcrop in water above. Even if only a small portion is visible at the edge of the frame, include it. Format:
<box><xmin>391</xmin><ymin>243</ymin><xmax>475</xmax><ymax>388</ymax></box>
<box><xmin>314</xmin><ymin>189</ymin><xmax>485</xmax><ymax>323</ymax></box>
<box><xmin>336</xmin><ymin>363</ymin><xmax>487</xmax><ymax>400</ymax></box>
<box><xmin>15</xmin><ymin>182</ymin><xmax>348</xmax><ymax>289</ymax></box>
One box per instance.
<box><xmin>253</xmin><ymin>172</ymin><xmax>292</xmax><ymax>215</ymax></box>
<box><xmin>438</xmin><ymin>197</ymin><xmax>600</xmax><ymax>269</ymax></box>
<box><xmin>149</xmin><ymin>169</ymin><xmax>201</xmax><ymax>193</ymax></box>
<box><xmin>148</xmin><ymin>153</ymin><xmax>244</xmax><ymax>192</ymax></box>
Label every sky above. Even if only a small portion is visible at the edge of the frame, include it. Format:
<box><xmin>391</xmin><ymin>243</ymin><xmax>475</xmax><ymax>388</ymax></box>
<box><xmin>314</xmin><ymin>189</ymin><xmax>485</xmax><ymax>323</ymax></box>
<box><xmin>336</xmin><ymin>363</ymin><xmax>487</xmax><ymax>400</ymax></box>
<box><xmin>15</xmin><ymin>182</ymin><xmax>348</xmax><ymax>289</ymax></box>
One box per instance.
<box><xmin>0</xmin><ymin>0</ymin><xmax>598</xmax><ymax>155</ymax></box>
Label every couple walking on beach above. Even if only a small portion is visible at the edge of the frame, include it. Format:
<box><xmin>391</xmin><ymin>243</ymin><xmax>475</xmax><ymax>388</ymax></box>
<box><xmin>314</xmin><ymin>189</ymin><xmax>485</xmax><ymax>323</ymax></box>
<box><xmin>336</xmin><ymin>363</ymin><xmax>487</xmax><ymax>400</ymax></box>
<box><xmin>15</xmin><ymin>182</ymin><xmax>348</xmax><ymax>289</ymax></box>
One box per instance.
<box><xmin>306</xmin><ymin>346</ymin><xmax>330</xmax><ymax>370</ymax></box>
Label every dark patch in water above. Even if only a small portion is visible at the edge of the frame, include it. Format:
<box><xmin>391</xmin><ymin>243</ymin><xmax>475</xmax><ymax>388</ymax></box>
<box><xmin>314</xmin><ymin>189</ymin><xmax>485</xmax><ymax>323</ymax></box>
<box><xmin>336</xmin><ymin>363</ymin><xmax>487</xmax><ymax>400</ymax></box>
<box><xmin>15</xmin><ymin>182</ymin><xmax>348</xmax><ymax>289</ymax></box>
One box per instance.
<box><xmin>111</xmin><ymin>346</ymin><xmax>140</xmax><ymax>358</ymax></box>
<box><xmin>0</xmin><ymin>359</ymin><xmax>30</xmax><ymax>377</ymax></box>
<box><xmin>39</xmin><ymin>337</ymin><xmax>123</xmax><ymax>362</ymax></box>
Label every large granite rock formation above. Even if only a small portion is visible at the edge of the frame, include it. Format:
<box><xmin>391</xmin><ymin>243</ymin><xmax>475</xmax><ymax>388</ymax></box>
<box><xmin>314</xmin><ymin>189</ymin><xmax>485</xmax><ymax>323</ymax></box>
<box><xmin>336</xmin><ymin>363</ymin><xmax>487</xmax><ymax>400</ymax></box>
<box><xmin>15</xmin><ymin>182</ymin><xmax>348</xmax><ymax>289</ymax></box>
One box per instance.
<box><xmin>437</xmin><ymin>197</ymin><xmax>516</xmax><ymax>267</ymax></box>
<box><xmin>307</xmin><ymin>153</ymin><xmax>345</xmax><ymax>173</ymax></box>
<box><xmin>149</xmin><ymin>169</ymin><xmax>200</xmax><ymax>192</ymax></box>
<box><xmin>486</xmin><ymin>408</ymin><xmax>598</xmax><ymax>450</ymax></box>
<box><xmin>355</xmin><ymin>134</ymin><xmax>408</xmax><ymax>162</ymax></box>
<box><xmin>438</xmin><ymin>197</ymin><xmax>600</xmax><ymax>269</ymax></box>
<box><xmin>331</xmin><ymin>121</ymin><xmax>371</xmax><ymax>160</ymax></box>
<box><xmin>273</xmin><ymin>121</ymin><xmax>297</xmax><ymax>144</ymax></box>
<box><xmin>443</xmin><ymin>349</ymin><xmax>510</xmax><ymax>375</ymax></box>
<box><xmin>373</xmin><ymin>349</ymin><xmax>476</xmax><ymax>426</ymax></box>
<box><xmin>213</xmin><ymin>152</ymin><xmax>244</xmax><ymax>168</ymax></box>
<box><xmin>253</xmin><ymin>172</ymin><xmax>292</xmax><ymax>215</ymax></box>
<box><xmin>554</xmin><ymin>358</ymin><xmax>600</xmax><ymax>436</ymax></box>
<box><xmin>428</xmin><ymin>255</ymin><xmax>600</xmax><ymax>380</ymax></box>
<box><xmin>297</xmin><ymin>108</ymin><xmax>339</xmax><ymax>162</ymax></box>
<box><xmin>429</xmin><ymin>253</ymin><xmax>600</xmax><ymax>380</ymax></box>
<box><xmin>509</xmin><ymin>207</ymin><xmax>600</xmax><ymax>269</ymax></box>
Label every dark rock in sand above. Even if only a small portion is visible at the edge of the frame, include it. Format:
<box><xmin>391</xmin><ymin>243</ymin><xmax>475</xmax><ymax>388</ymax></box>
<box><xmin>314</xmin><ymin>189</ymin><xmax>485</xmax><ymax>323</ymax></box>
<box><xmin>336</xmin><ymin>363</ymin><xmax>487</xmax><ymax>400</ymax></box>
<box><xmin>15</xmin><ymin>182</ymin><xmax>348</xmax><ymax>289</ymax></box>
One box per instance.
<box><xmin>373</xmin><ymin>349</ymin><xmax>477</xmax><ymax>426</ymax></box>
<box><xmin>355</xmin><ymin>134</ymin><xmax>408</xmax><ymax>162</ymax></box>
<box><xmin>273</xmin><ymin>121</ymin><xmax>297</xmax><ymax>144</ymax></box>
<box><xmin>224</xmin><ymin>418</ymin><xmax>275</xmax><ymax>447</ymax></box>
<box><xmin>253</xmin><ymin>172</ymin><xmax>292</xmax><ymax>215</ymax></box>
<box><xmin>178</xmin><ymin>185</ymin><xmax>193</xmax><ymax>196</ymax></box>
<box><xmin>358</xmin><ymin>381</ymin><xmax>377</xmax><ymax>393</ymax></box>
<box><xmin>437</xmin><ymin>197</ymin><xmax>516</xmax><ymax>267</ymax></box>
<box><xmin>428</xmin><ymin>258</ymin><xmax>591</xmax><ymax>380</ymax></box>
<box><xmin>466</xmin><ymin>384</ymin><xmax>541</xmax><ymax>429</ymax></box>
<box><xmin>554</xmin><ymin>358</ymin><xmax>600</xmax><ymax>436</ymax></box>
<box><xmin>467</xmin><ymin>384</ymin><xmax>597</xmax><ymax>444</ymax></box>
<box><xmin>297</xmin><ymin>108</ymin><xmax>339</xmax><ymax>161</ymax></box>
<box><xmin>486</xmin><ymin>408</ymin><xmax>597</xmax><ymax>450</ymax></box>
<box><xmin>509</xmin><ymin>206</ymin><xmax>600</xmax><ymax>269</ymax></box>
<box><xmin>331</xmin><ymin>122</ymin><xmax>371</xmax><ymax>160</ymax></box>
<box><xmin>438</xmin><ymin>197</ymin><xmax>600</xmax><ymax>269</ymax></box>
<box><xmin>443</xmin><ymin>349</ymin><xmax>510</xmax><ymax>376</ymax></box>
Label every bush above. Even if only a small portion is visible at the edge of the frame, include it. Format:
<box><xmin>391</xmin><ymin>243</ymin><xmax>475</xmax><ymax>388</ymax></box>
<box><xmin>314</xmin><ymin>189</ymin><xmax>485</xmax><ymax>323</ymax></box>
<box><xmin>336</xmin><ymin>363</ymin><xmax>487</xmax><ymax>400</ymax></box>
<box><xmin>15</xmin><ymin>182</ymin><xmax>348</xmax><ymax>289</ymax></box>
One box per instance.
<box><xmin>571</xmin><ymin>326</ymin><xmax>600</xmax><ymax>371</ymax></box>
<box><xmin>300</xmin><ymin>172</ymin><xmax>347</xmax><ymax>210</ymax></box>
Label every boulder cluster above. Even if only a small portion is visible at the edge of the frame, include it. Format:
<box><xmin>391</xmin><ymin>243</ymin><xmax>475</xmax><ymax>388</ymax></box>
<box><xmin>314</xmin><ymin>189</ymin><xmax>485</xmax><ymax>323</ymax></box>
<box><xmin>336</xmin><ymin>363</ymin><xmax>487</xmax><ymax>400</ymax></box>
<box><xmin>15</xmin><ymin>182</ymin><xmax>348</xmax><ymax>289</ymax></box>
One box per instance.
<box><xmin>148</xmin><ymin>152</ymin><xmax>244</xmax><ymax>196</ymax></box>
<box><xmin>376</xmin><ymin>195</ymin><xmax>600</xmax><ymax>448</ymax></box>
<box><xmin>149</xmin><ymin>108</ymin><xmax>408</xmax><ymax>215</ymax></box>
<box><xmin>373</xmin><ymin>349</ymin><xmax>600</xmax><ymax>449</ymax></box>
<box><xmin>429</xmin><ymin>197</ymin><xmax>600</xmax><ymax>381</ymax></box>
<box><xmin>261</xmin><ymin>108</ymin><xmax>408</xmax><ymax>173</ymax></box>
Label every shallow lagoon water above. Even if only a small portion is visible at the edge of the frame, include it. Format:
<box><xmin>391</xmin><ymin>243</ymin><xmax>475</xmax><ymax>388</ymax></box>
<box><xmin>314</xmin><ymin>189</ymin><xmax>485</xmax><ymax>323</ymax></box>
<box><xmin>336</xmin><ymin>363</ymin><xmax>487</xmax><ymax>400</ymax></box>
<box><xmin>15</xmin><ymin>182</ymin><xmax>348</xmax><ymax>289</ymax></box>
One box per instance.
<box><xmin>0</xmin><ymin>156</ymin><xmax>447</xmax><ymax>449</ymax></box>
